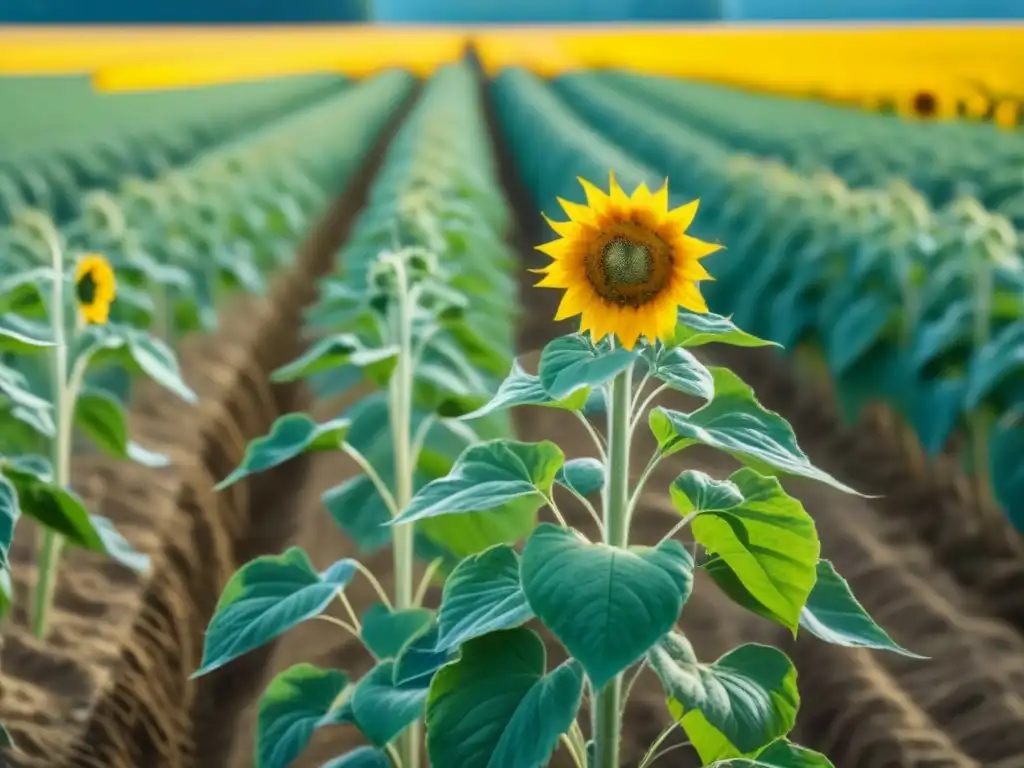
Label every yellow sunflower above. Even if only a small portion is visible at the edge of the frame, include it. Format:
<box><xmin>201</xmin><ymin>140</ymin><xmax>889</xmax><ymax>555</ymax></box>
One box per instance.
<box><xmin>533</xmin><ymin>172</ymin><xmax>721</xmax><ymax>351</ymax></box>
<box><xmin>75</xmin><ymin>254</ymin><xmax>116</xmax><ymax>325</ymax></box>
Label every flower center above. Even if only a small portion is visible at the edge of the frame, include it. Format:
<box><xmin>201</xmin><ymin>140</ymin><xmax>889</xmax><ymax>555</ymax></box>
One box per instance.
<box><xmin>77</xmin><ymin>271</ymin><xmax>98</xmax><ymax>306</ymax></box>
<box><xmin>601</xmin><ymin>238</ymin><xmax>652</xmax><ymax>286</ymax></box>
<box><xmin>913</xmin><ymin>91</ymin><xmax>937</xmax><ymax>117</ymax></box>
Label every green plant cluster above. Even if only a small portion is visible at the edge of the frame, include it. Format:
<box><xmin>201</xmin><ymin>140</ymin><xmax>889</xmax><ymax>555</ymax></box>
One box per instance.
<box><xmin>194</xmin><ymin>61</ymin><xmax>527</xmax><ymax>768</ymax></box>
<box><xmin>593</xmin><ymin>72</ymin><xmax>1024</xmax><ymax>234</ymax></box>
<box><xmin>0</xmin><ymin>73</ymin><xmax>347</xmax><ymax>225</ymax></box>
<box><xmin>0</xmin><ymin>69</ymin><xmax>416</xmax><ymax>733</ymax></box>
<box><xmin>493</xmin><ymin>68</ymin><xmax>1024</xmax><ymax>531</ymax></box>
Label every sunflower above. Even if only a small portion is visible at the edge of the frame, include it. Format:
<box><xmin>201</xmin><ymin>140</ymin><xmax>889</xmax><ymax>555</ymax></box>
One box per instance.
<box><xmin>533</xmin><ymin>173</ymin><xmax>721</xmax><ymax>350</ymax></box>
<box><xmin>75</xmin><ymin>254</ymin><xmax>116</xmax><ymax>325</ymax></box>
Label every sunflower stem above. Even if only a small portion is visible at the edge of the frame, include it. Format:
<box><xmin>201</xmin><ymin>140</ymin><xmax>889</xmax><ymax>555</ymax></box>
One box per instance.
<box><xmin>33</xmin><ymin>222</ymin><xmax>73</xmax><ymax>640</ymax></box>
<box><xmin>593</xmin><ymin>361</ymin><xmax>633</xmax><ymax>768</ymax></box>
<box><xmin>389</xmin><ymin>255</ymin><xmax>421</xmax><ymax>768</ymax></box>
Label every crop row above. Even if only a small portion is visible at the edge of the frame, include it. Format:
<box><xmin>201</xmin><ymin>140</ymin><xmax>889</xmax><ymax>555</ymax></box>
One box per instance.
<box><xmin>492</xmin><ymin>67</ymin><xmax>1024</xmax><ymax>533</ymax></box>
<box><xmin>0</xmin><ymin>73</ymin><xmax>346</xmax><ymax>225</ymax></box>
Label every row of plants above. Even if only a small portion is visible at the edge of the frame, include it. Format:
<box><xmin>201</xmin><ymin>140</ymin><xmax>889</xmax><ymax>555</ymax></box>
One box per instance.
<box><xmin>547</xmin><ymin>70</ymin><xmax>1024</xmax><ymax>530</ymax></box>
<box><xmin>0</xmin><ymin>73</ymin><xmax>347</xmax><ymax>226</ymax></box>
<box><xmin>0</xmin><ymin>70</ymin><xmax>415</xmax><ymax>753</ymax></box>
<box><xmin>195</xmin><ymin>62</ymin><xmax>921</xmax><ymax>768</ymax></box>
<box><xmin>591</xmin><ymin>72</ymin><xmax>1024</xmax><ymax>239</ymax></box>
<box><xmin>190</xmin><ymin>61</ymin><xmax>525</xmax><ymax>768</ymax></box>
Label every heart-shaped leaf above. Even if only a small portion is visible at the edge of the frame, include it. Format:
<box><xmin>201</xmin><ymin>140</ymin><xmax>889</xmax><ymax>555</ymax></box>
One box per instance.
<box><xmin>195</xmin><ymin>548</ymin><xmax>355</xmax><ymax>676</ymax></box>
<box><xmin>651</xmin><ymin>634</ymin><xmax>799</xmax><ymax>762</ymax></box>
<box><xmin>216</xmin><ymin>414</ymin><xmax>351</xmax><ymax>489</ymax></box>
<box><xmin>650</xmin><ymin>368</ymin><xmax>859</xmax><ymax>494</ymax></box>
<box><xmin>555</xmin><ymin>457</ymin><xmax>605</xmax><ymax>497</ymax></box>
<box><xmin>360</xmin><ymin>603</ymin><xmax>433</xmax><ymax>660</ymax></box>
<box><xmin>538</xmin><ymin>334</ymin><xmax>637</xmax><ymax>401</ymax></box>
<box><xmin>391</xmin><ymin>439</ymin><xmax>563</xmax><ymax>525</ymax></box>
<box><xmin>644</xmin><ymin>346</ymin><xmax>715</xmax><ymax>401</ymax></box>
<box><xmin>521</xmin><ymin>523</ymin><xmax>694</xmax><ymax>687</ymax></box>
<box><xmin>426</xmin><ymin>627</ymin><xmax>584</xmax><ymax>768</ymax></box>
<box><xmin>436</xmin><ymin>544</ymin><xmax>534</xmax><ymax>651</ymax></box>
<box><xmin>801</xmin><ymin>560</ymin><xmax>923</xmax><ymax>657</ymax></box>
<box><xmin>256</xmin><ymin>664</ymin><xmax>349</xmax><ymax>768</ymax></box>
<box><xmin>350</xmin><ymin>660</ymin><xmax>429</xmax><ymax>746</ymax></box>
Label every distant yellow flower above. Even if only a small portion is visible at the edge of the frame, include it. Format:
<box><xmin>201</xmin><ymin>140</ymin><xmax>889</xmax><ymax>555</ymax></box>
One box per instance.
<box><xmin>533</xmin><ymin>173</ymin><xmax>721</xmax><ymax>351</ymax></box>
<box><xmin>75</xmin><ymin>254</ymin><xmax>116</xmax><ymax>325</ymax></box>
<box><xmin>994</xmin><ymin>99</ymin><xmax>1021</xmax><ymax>129</ymax></box>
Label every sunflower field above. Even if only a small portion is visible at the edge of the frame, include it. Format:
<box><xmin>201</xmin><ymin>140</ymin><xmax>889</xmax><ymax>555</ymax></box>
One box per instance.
<box><xmin>1</xmin><ymin>23</ymin><xmax>1023</xmax><ymax>768</ymax></box>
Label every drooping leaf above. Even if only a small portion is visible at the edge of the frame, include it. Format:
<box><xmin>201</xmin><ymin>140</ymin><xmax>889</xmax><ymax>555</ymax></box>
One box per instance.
<box><xmin>669</xmin><ymin>310</ymin><xmax>778</xmax><ymax>349</ymax></box>
<box><xmin>800</xmin><ymin>560</ymin><xmax>923</xmax><ymax>657</ymax></box>
<box><xmin>426</xmin><ymin>627</ymin><xmax>584</xmax><ymax>768</ymax></box>
<box><xmin>256</xmin><ymin>664</ymin><xmax>349</xmax><ymax>768</ymax></box>
<box><xmin>650</xmin><ymin>368</ymin><xmax>860</xmax><ymax>494</ymax></box>
<box><xmin>436</xmin><ymin>544</ymin><xmax>534</xmax><ymax>651</ymax></box>
<box><xmin>461</xmin><ymin>360</ymin><xmax>592</xmax><ymax>420</ymax></box>
<box><xmin>75</xmin><ymin>388</ymin><xmax>167</xmax><ymax>466</ymax></box>
<box><xmin>520</xmin><ymin>523</ymin><xmax>694</xmax><ymax>688</ymax></box>
<box><xmin>194</xmin><ymin>549</ymin><xmax>356</xmax><ymax>676</ymax></box>
<box><xmin>216</xmin><ymin>414</ymin><xmax>351</xmax><ymax>489</ymax></box>
<box><xmin>651</xmin><ymin>634</ymin><xmax>799</xmax><ymax>762</ymax></box>
<box><xmin>272</xmin><ymin>334</ymin><xmax>400</xmax><ymax>385</ymax></box>
<box><xmin>555</xmin><ymin>457</ymin><xmax>605</xmax><ymax>497</ymax></box>
<box><xmin>391</xmin><ymin>439</ymin><xmax>563</xmax><ymax>526</ymax></box>
<box><xmin>75</xmin><ymin>324</ymin><xmax>196</xmax><ymax>403</ymax></box>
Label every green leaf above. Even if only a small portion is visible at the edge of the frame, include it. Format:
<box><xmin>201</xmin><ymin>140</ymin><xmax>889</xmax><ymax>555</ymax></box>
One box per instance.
<box><xmin>436</xmin><ymin>544</ymin><xmax>534</xmax><ymax>651</ymax></box>
<box><xmin>669</xmin><ymin>470</ymin><xmax>744</xmax><ymax>514</ymax></box>
<box><xmin>461</xmin><ymin>360</ymin><xmax>590</xmax><ymax>420</ymax></box>
<box><xmin>76</xmin><ymin>324</ymin><xmax>196</xmax><ymax>403</ymax></box>
<box><xmin>272</xmin><ymin>334</ymin><xmax>399</xmax><ymax>385</ymax></box>
<box><xmin>965</xmin><ymin>322</ymin><xmax>1024</xmax><ymax>409</ymax></box>
<box><xmin>391</xmin><ymin>439</ymin><xmax>563</xmax><ymax>525</ymax></box>
<box><xmin>0</xmin><ymin>475</ymin><xmax>19</xmax><ymax>572</ymax></box>
<box><xmin>426</xmin><ymin>627</ymin><xmax>584</xmax><ymax>768</ymax></box>
<box><xmin>679</xmin><ymin>468</ymin><xmax>819</xmax><ymax>633</ymax></box>
<box><xmin>669</xmin><ymin>310</ymin><xmax>777</xmax><ymax>348</ymax></box>
<box><xmin>538</xmin><ymin>334</ymin><xmax>636</xmax><ymax>401</ymax></box>
<box><xmin>5</xmin><ymin>470</ymin><xmax>103</xmax><ymax>550</ymax></box>
<box><xmin>555</xmin><ymin>457</ymin><xmax>604</xmax><ymax>497</ymax></box>
<box><xmin>650</xmin><ymin>368</ymin><xmax>860</xmax><ymax>494</ymax></box>
<box><xmin>75</xmin><ymin>388</ymin><xmax>167</xmax><ymax>466</ymax></box>
<box><xmin>256</xmin><ymin>664</ymin><xmax>349</xmax><ymax>768</ymax></box>
<box><xmin>0</xmin><ymin>362</ymin><xmax>53</xmax><ymax>416</ymax></box>
<box><xmin>322</xmin><ymin>475</ymin><xmax>391</xmax><ymax>552</ymax></box>
<box><xmin>651</xmin><ymin>635</ymin><xmax>799</xmax><ymax>762</ymax></box>
<box><xmin>360</xmin><ymin>603</ymin><xmax>433</xmax><ymax>659</ymax></box>
<box><xmin>0</xmin><ymin>313</ymin><xmax>53</xmax><ymax>352</ymax></box>
<box><xmin>393</xmin><ymin>623</ymin><xmax>456</xmax><ymax>687</ymax></box>
<box><xmin>321</xmin><ymin>747</ymin><xmax>391</xmax><ymax>767</ymax></box>
<box><xmin>709</xmin><ymin>738</ymin><xmax>836</xmax><ymax>767</ymax></box>
<box><xmin>194</xmin><ymin>548</ymin><xmax>356</xmax><ymax>677</ymax></box>
<box><xmin>216</xmin><ymin>414</ymin><xmax>351</xmax><ymax>490</ymax></box>
<box><xmin>801</xmin><ymin>560</ymin><xmax>923</xmax><ymax>657</ymax></box>
<box><xmin>645</xmin><ymin>346</ymin><xmax>715</xmax><ymax>401</ymax></box>
<box><xmin>350</xmin><ymin>660</ymin><xmax>429</xmax><ymax>746</ymax></box>
<box><xmin>520</xmin><ymin>523</ymin><xmax>694</xmax><ymax>687</ymax></box>
<box><xmin>89</xmin><ymin>515</ymin><xmax>150</xmax><ymax>573</ymax></box>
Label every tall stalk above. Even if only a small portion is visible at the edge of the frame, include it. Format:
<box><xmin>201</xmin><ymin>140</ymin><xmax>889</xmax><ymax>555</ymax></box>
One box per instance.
<box><xmin>592</xmin><ymin>361</ymin><xmax>634</xmax><ymax>768</ymax></box>
<box><xmin>389</xmin><ymin>256</ymin><xmax>420</xmax><ymax>768</ymax></box>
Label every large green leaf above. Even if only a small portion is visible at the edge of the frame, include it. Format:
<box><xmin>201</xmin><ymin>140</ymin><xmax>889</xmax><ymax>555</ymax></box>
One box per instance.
<box><xmin>538</xmin><ymin>334</ymin><xmax>637</xmax><ymax>401</ymax></box>
<box><xmin>644</xmin><ymin>345</ymin><xmax>715</xmax><ymax>401</ymax></box>
<box><xmin>349</xmin><ymin>659</ymin><xmax>429</xmax><ymax>747</ymax></box>
<box><xmin>436</xmin><ymin>544</ymin><xmax>534</xmax><ymax>651</ymax></box>
<box><xmin>272</xmin><ymin>333</ymin><xmax>399</xmax><ymax>386</ymax></box>
<box><xmin>391</xmin><ymin>439</ymin><xmax>563</xmax><ymax>525</ymax></box>
<box><xmin>0</xmin><ymin>313</ymin><xmax>53</xmax><ymax>353</ymax></box>
<box><xmin>426</xmin><ymin>627</ymin><xmax>584</xmax><ymax>768</ymax></box>
<box><xmin>651</xmin><ymin>635</ymin><xmax>799</xmax><ymax>762</ymax></box>
<box><xmin>520</xmin><ymin>523</ymin><xmax>694</xmax><ymax>687</ymax></box>
<box><xmin>555</xmin><ymin>457</ymin><xmax>605</xmax><ymax>497</ymax></box>
<box><xmin>673</xmin><ymin>468</ymin><xmax>820</xmax><ymax>633</ymax></box>
<box><xmin>669</xmin><ymin>310</ymin><xmax>777</xmax><ymax>349</ymax></box>
<box><xmin>650</xmin><ymin>368</ymin><xmax>859</xmax><ymax>494</ymax></box>
<box><xmin>216</xmin><ymin>414</ymin><xmax>351</xmax><ymax>489</ymax></box>
<box><xmin>360</xmin><ymin>603</ymin><xmax>433</xmax><ymax>660</ymax></box>
<box><xmin>256</xmin><ymin>664</ymin><xmax>349</xmax><ymax>768</ymax></box>
<box><xmin>76</xmin><ymin>324</ymin><xmax>196</xmax><ymax>403</ymax></box>
<box><xmin>709</xmin><ymin>739</ymin><xmax>835</xmax><ymax>767</ymax></box>
<box><xmin>801</xmin><ymin>560</ymin><xmax>923</xmax><ymax>657</ymax></box>
<box><xmin>194</xmin><ymin>548</ymin><xmax>355</xmax><ymax>676</ymax></box>
<box><xmin>965</xmin><ymin>323</ymin><xmax>1024</xmax><ymax>409</ymax></box>
<box><xmin>75</xmin><ymin>388</ymin><xmax>169</xmax><ymax>467</ymax></box>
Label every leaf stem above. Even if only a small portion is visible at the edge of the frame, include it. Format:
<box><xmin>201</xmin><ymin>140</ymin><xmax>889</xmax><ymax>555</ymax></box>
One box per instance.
<box><xmin>389</xmin><ymin>255</ymin><xmax>421</xmax><ymax>768</ymax></box>
<box><xmin>566</xmin><ymin>485</ymin><xmax>605</xmax><ymax>538</ymax></box>
<box><xmin>574</xmin><ymin>411</ymin><xmax>608</xmax><ymax>463</ymax></box>
<box><xmin>546</xmin><ymin>492</ymin><xmax>570</xmax><ymax>528</ymax></box>
<box><xmin>342</xmin><ymin>443</ymin><xmax>400</xmax><ymax>519</ymax></box>
<box><xmin>657</xmin><ymin>512</ymin><xmax>698</xmax><ymax>548</ymax></box>
<box><xmin>629</xmin><ymin>383</ymin><xmax>669</xmax><ymax>439</ymax></box>
<box><xmin>354</xmin><ymin>560</ymin><xmax>394</xmax><ymax>611</ymax></box>
<box><xmin>592</xmin><ymin>360</ymin><xmax>633</xmax><ymax>768</ymax></box>
<box><xmin>413</xmin><ymin>557</ymin><xmax>443</xmax><ymax>608</ymax></box>
<box><xmin>313</xmin><ymin>614</ymin><xmax>359</xmax><ymax>636</ymax></box>
<box><xmin>33</xmin><ymin>217</ymin><xmax>71</xmax><ymax>640</ymax></box>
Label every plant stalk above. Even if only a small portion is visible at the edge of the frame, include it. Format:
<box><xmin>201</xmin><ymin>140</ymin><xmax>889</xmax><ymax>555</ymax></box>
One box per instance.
<box><xmin>33</xmin><ymin>227</ymin><xmax>71</xmax><ymax>640</ymax></box>
<box><xmin>390</xmin><ymin>257</ymin><xmax>420</xmax><ymax>768</ymax></box>
<box><xmin>593</xmin><ymin>362</ymin><xmax>634</xmax><ymax>768</ymax></box>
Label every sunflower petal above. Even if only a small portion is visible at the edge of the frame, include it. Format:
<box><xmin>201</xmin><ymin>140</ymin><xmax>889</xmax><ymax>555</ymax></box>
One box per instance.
<box><xmin>650</xmin><ymin>179</ymin><xmax>670</xmax><ymax>215</ymax></box>
<box><xmin>678</xmin><ymin>282</ymin><xmax>709</xmax><ymax>314</ymax></box>
<box><xmin>542</xmin><ymin>212</ymin><xmax>579</xmax><ymax>238</ymax></box>
<box><xmin>536</xmin><ymin>238</ymin><xmax>576</xmax><ymax>259</ymax></box>
<box><xmin>557</xmin><ymin>197</ymin><xmax>596</xmax><ymax>225</ymax></box>
<box><xmin>577</xmin><ymin>176</ymin><xmax>610</xmax><ymax>214</ymax></box>
<box><xmin>682</xmin><ymin>235</ymin><xmax>725</xmax><ymax>259</ymax></box>
<box><xmin>554</xmin><ymin>289</ymin><xmax>591</xmax><ymax>321</ymax></box>
<box><xmin>630</xmin><ymin>182</ymin><xmax>653</xmax><ymax>208</ymax></box>
<box><xmin>607</xmin><ymin>171</ymin><xmax>630</xmax><ymax>205</ymax></box>
<box><xmin>667</xmin><ymin>199</ymin><xmax>700</xmax><ymax>231</ymax></box>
